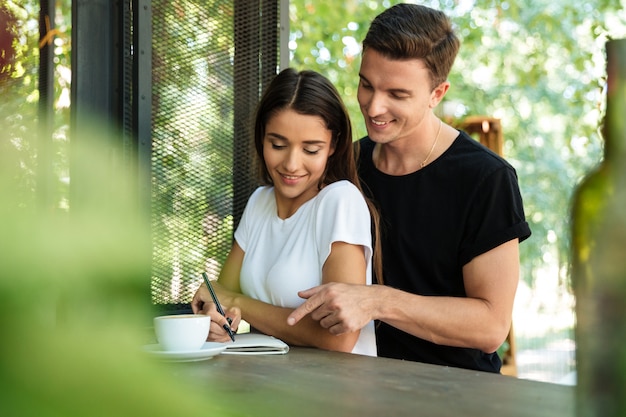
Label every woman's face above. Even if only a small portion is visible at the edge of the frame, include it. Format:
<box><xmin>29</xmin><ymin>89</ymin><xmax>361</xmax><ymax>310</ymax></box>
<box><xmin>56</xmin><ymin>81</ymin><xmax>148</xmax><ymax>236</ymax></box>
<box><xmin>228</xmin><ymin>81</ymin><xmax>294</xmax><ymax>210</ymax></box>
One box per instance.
<box><xmin>263</xmin><ymin>108</ymin><xmax>335</xmax><ymax>219</ymax></box>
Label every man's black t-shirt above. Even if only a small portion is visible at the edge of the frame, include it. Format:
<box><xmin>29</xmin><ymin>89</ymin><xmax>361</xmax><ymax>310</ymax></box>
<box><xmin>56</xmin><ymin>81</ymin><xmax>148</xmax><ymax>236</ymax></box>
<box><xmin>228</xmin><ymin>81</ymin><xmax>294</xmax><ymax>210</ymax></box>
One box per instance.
<box><xmin>356</xmin><ymin>131</ymin><xmax>531</xmax><ymax>373</ymax></box>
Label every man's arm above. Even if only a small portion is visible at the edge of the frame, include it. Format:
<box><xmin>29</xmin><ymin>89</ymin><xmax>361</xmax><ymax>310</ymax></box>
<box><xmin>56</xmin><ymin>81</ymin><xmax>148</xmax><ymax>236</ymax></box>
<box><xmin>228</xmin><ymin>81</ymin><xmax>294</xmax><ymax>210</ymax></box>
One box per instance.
<box><xmin>288</xmin><ymin>239</ymin><xmax>520</xmax><ymax>353</ymax></box>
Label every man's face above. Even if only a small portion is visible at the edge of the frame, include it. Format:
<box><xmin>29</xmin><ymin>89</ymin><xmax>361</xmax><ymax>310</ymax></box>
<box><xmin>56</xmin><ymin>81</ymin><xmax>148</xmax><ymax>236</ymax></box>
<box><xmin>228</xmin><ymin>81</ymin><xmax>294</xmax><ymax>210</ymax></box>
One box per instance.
<box><xmin>357</xmin><ymin>49</ymin><xmax>444</xmax><ymax>145</ymax></box>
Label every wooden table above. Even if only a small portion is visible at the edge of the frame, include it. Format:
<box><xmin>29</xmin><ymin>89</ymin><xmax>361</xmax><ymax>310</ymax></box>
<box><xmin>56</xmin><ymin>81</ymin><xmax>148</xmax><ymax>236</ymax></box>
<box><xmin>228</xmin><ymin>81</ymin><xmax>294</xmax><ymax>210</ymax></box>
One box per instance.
<box><xmin>164</xmin><ymin>347</ymin><xmax>575</xmax><ymax>417</ymax></box>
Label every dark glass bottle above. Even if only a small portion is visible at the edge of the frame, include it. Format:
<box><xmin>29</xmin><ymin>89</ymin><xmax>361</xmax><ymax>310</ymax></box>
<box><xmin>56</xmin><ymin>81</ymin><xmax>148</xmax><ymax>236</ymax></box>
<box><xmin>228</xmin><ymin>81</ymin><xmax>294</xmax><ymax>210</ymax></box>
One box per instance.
<box><xmin>571</xmin><ymin>38</ymin><xmax>626</xmax><ymax>417</ymax></box>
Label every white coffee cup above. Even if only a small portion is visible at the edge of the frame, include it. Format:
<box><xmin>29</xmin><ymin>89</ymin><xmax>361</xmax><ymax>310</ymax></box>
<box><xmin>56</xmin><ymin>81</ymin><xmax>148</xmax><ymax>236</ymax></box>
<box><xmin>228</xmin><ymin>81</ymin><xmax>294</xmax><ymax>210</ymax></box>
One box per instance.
<box><xmin>153</xmin><ymin>314</ymin><xmax>211</xmax><ymax>351</ymax></box>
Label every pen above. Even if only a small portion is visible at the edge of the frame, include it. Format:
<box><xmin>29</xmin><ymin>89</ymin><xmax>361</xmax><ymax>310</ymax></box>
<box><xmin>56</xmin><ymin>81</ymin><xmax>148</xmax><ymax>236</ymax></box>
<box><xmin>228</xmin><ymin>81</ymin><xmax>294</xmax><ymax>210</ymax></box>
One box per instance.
<box><xmin>201</xmin><ymin>272</ymin><xmax>236</xmax><ymax>342</ymax></box>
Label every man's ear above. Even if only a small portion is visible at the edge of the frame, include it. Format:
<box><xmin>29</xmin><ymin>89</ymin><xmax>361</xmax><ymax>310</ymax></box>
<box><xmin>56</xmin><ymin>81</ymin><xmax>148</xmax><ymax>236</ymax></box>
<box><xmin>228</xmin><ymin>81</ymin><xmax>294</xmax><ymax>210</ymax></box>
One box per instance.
<box><xmin>429</xmin><ymin>81</ymin><xmax>450</xmax><ymax>108</ymax></box>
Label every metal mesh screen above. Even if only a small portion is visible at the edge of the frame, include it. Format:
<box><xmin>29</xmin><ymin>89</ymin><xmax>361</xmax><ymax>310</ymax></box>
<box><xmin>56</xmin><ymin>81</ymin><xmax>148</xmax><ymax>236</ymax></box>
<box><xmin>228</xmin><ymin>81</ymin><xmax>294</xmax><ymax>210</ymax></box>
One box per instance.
<box><xmin>150</xmin><ymin>1</ymin><xmax>278</xmax><ymax>305</ymax></box>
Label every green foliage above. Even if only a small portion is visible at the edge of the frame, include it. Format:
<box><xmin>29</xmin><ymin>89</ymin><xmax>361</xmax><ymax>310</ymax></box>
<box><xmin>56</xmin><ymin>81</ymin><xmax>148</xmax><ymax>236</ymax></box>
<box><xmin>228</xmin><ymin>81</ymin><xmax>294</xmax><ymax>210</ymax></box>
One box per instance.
<box><xmin>0</xmin><ymin>118</ymin><xmax>241</xmax><ymax>417</ymax></box>
<box><xmin>1</xmin><ymin>0</ymin><xmax>72</xmax><ymax>212</ymax></box>
<box><xmin>288</xmin><ymin>0</ymin><xmax>626</xmax><ymax>289</ymax></box>
<box><xmin>1</xmin><ymin>1</ymin><xmax>41</xmax><ymax>207</ymax></box>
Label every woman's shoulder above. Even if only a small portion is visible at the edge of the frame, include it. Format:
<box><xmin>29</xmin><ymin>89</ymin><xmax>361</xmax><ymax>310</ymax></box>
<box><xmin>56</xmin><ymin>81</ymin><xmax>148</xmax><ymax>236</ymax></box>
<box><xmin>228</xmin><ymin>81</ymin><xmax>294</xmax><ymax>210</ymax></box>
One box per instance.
<box><xmin>315</xmin><ymin>181</ymin><xmax>367</xmax><ymax>211</ymax></box>
<box><xmin>249</xmin><ymin>185</ymin><xmax>273</xmax><ymax>200</ymax></box>
<box><xmin>319</xmin><ymin>180</ymin><xmax>361</xmax><ymax>197</ymax></box>
<box><xmin>244</xmin><ymin>186</ymin><xmax>275</xmax><ymax>213</ymax></box>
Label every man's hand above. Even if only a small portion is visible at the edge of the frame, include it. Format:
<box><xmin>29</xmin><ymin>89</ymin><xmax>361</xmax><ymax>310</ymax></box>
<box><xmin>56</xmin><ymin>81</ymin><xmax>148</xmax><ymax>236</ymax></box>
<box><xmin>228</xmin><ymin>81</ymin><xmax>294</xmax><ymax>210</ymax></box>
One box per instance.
<box><xmin>287</xmin><ymin>282</ymin><xmax>376</xmax><ymax>335</ymax></box>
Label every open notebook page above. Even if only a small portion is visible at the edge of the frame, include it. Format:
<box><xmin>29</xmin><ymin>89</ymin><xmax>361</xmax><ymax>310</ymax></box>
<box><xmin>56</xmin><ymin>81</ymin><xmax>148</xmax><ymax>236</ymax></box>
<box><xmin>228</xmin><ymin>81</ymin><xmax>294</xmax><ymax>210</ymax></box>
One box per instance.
<box><xmin>222</xmin><ymin>332</ymin><xmax>289</xmax><ymax>355</ymax></box>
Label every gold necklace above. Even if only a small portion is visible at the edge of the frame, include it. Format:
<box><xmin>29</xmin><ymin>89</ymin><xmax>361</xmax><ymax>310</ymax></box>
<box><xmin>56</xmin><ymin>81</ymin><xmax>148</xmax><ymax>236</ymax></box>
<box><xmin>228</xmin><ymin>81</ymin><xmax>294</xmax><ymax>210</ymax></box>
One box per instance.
<box><xmin>420</xmin><ymin>119</ymin><xmax>443</xmax><ymax>169</ymax></box>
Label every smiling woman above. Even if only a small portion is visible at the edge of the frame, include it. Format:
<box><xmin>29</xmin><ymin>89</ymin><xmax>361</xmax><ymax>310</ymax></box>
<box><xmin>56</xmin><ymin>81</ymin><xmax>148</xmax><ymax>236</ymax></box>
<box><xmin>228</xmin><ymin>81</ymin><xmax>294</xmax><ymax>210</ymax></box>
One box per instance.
<box><xmin>191</xmin><ymin>68</ymin><xmax>381</xmax><ymax>356</ymax></box>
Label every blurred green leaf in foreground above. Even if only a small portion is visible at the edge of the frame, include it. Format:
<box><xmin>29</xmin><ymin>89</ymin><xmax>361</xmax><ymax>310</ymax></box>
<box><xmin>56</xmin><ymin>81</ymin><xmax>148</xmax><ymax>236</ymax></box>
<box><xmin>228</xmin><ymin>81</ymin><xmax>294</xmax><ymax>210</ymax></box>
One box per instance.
<box><xmin>0</xmin><ymin>117</ymin><xmax>237</xmax><ymax>417</ymax></box>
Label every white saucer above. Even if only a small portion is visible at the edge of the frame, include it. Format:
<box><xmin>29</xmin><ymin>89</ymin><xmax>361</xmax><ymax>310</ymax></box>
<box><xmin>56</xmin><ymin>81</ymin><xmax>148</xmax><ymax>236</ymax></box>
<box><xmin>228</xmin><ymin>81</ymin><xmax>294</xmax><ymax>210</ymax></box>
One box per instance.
<box><xmin>143</xmin><ymin>342</ymin><xmax>227</xmax><ymax>362</ymax></box>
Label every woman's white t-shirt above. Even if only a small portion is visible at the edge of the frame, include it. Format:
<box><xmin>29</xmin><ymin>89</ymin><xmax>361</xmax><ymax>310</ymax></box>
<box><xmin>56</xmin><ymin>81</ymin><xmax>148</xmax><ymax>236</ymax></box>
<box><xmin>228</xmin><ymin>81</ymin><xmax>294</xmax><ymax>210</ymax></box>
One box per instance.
<box><xmin>235</xmin><ymin>180</ymin><xmax>376</xmax><ymax>356</ymax></box>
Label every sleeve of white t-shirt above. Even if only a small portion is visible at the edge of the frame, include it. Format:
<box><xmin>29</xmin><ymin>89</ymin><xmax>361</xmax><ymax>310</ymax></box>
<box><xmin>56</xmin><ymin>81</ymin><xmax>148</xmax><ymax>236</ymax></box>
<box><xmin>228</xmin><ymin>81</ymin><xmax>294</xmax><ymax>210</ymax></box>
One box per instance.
<box><xmin>313</xmin><ymin>181</ymin><xmax>373</xmax><ymax>275</ymax></box>
<box><xmin>234</xmin><ymin>186</ymin><xmax>266</xmax><ymax>252</ymax></box>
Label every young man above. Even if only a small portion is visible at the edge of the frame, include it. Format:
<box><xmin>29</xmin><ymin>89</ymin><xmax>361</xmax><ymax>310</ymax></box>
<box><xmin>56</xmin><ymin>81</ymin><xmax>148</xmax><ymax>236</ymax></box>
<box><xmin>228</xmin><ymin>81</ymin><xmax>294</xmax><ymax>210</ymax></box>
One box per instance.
<box><xmin>288</xmin><ymin>3</ymin><xmax>531</xmax><ymax>373</ymax></box>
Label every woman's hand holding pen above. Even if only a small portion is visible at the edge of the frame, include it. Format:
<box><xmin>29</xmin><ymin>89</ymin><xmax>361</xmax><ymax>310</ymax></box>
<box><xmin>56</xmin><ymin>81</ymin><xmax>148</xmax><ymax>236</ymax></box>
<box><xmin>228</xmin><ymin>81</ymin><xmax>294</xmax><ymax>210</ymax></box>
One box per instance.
<box><xmin>210</xmin><ymin>305</ymin><xmax>240</xmax><ymax>343</ymax></box>
<box><xmin>191</xmin><ymin>281</ymin><xmax>242</xmax><ymax>343</ymax></box>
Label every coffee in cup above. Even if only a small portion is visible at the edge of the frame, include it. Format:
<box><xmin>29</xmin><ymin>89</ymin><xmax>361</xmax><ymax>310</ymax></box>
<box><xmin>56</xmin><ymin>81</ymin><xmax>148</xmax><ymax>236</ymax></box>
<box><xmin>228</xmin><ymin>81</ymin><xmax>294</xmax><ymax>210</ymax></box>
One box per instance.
<box><xmin>153</xmin><ymin>314</ymin><xmax>211</xmax><ymax>351</ymax></box>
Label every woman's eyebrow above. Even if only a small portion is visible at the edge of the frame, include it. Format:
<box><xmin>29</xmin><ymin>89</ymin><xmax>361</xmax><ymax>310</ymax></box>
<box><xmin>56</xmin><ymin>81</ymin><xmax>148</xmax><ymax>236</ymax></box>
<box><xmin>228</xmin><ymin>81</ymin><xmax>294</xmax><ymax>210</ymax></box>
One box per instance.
<box><xmin>266</xmin><ymin>133</ymin><xmax>327</xmax><ymax>145</ymax></box>
<box><xmin>266</xmin><ymin>132</ymin><xmax>288</xmax><ymax>141</ymax></box>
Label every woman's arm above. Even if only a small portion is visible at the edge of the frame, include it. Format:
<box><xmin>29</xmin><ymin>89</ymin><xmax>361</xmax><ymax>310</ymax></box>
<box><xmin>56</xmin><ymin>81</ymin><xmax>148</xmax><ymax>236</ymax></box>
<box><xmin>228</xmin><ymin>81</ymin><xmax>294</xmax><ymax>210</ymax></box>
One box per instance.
<box><xmin>215</xmin><ymin>241</ymin><xmax>367</xmax><ymax>352</ymax></box>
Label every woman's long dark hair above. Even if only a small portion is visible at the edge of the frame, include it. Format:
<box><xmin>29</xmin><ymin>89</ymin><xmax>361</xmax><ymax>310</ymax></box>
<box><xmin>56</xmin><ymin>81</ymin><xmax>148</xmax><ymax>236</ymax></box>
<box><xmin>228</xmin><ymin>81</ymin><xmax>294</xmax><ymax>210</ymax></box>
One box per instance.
<box><xmin>253</xmin><ymin>68</ymin><xmax>383</xmax><ymax>283</ymax></box>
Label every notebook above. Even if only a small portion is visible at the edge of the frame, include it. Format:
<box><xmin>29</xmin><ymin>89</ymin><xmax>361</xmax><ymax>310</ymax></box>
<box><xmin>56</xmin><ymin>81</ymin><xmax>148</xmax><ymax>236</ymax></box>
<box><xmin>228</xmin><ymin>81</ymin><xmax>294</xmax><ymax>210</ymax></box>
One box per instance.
<box><xmin>222</xmin><ymin>332</ymin><xmax>289</xmax><ymax>355</ymax></box>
